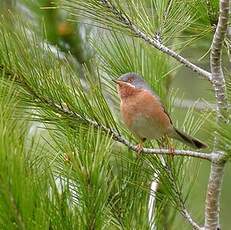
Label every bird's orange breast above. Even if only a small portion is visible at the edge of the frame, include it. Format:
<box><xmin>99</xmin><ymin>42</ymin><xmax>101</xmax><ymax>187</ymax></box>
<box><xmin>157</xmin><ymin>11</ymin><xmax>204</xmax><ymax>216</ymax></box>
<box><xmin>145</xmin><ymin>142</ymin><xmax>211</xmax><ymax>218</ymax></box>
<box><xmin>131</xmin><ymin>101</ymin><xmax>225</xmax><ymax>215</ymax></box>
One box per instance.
<box><xmin>120</xmin><ymin>88</ymin><xmax>172</xmax><ymax>139</ymax></box>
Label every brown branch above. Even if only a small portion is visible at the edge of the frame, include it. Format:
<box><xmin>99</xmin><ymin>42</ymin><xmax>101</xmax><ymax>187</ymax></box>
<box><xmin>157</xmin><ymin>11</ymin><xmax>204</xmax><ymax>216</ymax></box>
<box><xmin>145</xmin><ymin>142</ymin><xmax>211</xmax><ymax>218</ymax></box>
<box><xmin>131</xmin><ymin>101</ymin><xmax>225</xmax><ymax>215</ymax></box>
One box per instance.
<box><xmin>205</xmin><ymin>160</ymin><xmax>226</xmax><ymax>230</ymax></box>
<box><xmin>210</xmin><ymin>0</ymin><xmax>229</xmax><ymax>119</ymax></box>
<box><xmin>205</xmin><ymin>0</ymin><xmax>230</xmax><ymax>229</ymax></box>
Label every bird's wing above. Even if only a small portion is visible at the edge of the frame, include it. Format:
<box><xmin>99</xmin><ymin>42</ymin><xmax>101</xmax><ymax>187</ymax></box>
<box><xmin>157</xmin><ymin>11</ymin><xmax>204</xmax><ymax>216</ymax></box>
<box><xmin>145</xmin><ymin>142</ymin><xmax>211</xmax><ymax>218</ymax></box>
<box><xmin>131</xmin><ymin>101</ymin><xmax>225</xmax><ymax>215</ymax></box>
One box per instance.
<box><xmin>144</xmin><ymin>88</ymin><xmax>173</xmax><ymax>125</ymax></box>
<box><xmin>162</xmin><ymin>105</ymin><xmax>173</xmax><ymax>125</ymax></box>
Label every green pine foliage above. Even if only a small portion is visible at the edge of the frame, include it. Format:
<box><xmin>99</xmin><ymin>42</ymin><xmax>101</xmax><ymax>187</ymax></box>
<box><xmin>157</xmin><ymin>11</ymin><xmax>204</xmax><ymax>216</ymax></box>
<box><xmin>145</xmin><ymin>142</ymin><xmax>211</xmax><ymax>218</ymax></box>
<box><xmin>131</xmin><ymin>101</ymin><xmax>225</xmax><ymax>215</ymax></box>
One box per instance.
<box><xmin>0</xmin><ymin>0</ymin><xmax>230</xmax><ymax>229</ymax></box>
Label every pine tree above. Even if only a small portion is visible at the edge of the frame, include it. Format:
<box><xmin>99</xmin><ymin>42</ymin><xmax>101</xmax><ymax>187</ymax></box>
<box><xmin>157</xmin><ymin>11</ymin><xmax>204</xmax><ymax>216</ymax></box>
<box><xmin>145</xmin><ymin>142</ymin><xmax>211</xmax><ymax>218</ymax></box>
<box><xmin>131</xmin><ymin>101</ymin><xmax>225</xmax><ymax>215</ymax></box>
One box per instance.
<box><xmin>0</xmin><ymin>0</ymin><xmax>230</xmax><ymax>229</ymax></box>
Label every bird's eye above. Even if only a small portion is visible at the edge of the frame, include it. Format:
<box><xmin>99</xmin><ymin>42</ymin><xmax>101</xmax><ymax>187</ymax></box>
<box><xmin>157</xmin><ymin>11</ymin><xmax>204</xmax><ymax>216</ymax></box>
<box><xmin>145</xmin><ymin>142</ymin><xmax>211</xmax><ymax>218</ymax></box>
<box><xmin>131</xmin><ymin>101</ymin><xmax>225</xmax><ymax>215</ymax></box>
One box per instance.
<box><xmin>128</xmin><ymin>78</ymin><xmax>133</xmax><ymax>83</ymax></box>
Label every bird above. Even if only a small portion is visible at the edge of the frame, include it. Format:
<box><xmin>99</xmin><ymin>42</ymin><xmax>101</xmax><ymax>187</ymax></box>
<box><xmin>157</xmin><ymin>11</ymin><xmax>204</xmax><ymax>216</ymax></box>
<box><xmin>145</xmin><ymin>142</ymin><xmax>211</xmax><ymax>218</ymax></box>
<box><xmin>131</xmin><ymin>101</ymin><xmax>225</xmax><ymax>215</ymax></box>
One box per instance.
<box><xmin>114</xmin><ymin>72</ymin><xmax>207</xmax><ymax>153</ymax></box>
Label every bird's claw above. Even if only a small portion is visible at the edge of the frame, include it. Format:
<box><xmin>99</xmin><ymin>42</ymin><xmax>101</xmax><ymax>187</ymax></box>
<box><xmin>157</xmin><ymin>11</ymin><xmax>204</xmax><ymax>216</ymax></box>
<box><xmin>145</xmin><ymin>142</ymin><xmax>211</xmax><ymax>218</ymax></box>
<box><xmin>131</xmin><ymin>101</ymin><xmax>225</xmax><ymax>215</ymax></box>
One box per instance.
<box><xmin>168</xmin><ymin>146</ymin><xmax>175</xmax><ymax>157</ymax></box>
<box><xmin>135</xmin><ymin>143</ymin><xmax>143</xmax><ymax>156</ymax></box>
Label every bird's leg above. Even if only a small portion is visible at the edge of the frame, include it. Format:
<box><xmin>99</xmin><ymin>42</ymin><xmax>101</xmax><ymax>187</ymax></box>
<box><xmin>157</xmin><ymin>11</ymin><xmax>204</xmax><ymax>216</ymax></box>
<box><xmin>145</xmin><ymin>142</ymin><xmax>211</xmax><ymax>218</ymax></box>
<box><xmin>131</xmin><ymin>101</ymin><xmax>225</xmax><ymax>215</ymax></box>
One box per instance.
<box><xmin>165</xmin><ymin>136</ymin><xmax>175</xmax><ymax>156</ymax></box>
<box><xmin>135</xmin><ymin>138</ymin><xmax>146</xmax><ymax>155</ymax></box>
<box><xmin>135</xmin><ymin>143</ymin><xmax>143</xmax><ymax>154</ymax></box>
<box><xmin>158</xmin><ymin>136</ymin><xmax>175</xmax><ymax>156</ymax></box>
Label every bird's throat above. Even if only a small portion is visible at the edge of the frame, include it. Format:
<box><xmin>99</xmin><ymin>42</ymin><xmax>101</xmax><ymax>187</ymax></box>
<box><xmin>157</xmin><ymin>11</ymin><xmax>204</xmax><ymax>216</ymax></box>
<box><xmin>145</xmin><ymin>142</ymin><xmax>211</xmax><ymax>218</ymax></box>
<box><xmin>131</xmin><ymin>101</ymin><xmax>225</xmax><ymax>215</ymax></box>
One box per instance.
<box><xmin>117</xmin><ymin>84</ymin><xmax>140</xmax><ymax>99</ymax></box>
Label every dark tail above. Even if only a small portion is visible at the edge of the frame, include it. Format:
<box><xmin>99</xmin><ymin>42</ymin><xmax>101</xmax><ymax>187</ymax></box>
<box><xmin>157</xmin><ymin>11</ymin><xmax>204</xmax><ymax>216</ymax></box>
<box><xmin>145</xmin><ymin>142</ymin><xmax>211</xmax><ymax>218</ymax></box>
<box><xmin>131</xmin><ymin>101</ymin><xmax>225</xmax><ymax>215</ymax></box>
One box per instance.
<box><xmin>172</xmin><ymin>128</ymin><xmax>208</xmax><ymax>149</ymax></box>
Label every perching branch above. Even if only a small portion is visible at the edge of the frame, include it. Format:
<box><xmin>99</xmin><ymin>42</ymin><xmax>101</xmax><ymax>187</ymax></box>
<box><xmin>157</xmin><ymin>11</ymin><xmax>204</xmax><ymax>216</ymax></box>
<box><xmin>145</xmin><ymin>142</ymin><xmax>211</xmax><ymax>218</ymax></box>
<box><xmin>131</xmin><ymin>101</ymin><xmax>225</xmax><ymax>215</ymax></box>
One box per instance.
<box><xmin>99</xmin><ymin>0</ymin><xmax>212</xmax><ymax>81</ymax></box>
<box><xmin>27</xmin><ymin>88</ymin><xmax>218</xmax><ymax>161</ymax></box>
<box><xmin>205</xmin><ymin>0</ymin><xmax>230</xmax><ymax>229</ymax></box>
<box><xmin>0</xmin><ymin>64</ymin><xmax>217</xmax><ymax>163</ymax></box>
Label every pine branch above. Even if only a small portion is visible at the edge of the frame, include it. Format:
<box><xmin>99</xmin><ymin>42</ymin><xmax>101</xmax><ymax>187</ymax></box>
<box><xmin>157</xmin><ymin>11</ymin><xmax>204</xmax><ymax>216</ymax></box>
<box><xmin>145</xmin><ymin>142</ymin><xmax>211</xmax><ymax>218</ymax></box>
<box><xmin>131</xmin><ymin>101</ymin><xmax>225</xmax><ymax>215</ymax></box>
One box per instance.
<box><xmin>205</xmin><ymin>0</ymin><xmax>230</xmax><ymax>229</ymax></box>
<box><xmin>98</xmin><ymin>0</ymin><xmax>212</xmax><ymax>81</ymax></box>
<box><xmin>1</xmin><ymin>3</ymin><xmax>229</xmax><ymax>224</ymax></box>
<box><xmin>2</xmin><ymin>2</ymin><xmax>231</xmax><ymax>229</ymax></box>
<box><xmin>181</xmin><ymin>207</ymin><xmax>202</xmax><ymax>230</ymax></box>
<box><xmin>0</xmin><ymin>64</ymin><xmax>216</xmax><ymax>162</ymax></box>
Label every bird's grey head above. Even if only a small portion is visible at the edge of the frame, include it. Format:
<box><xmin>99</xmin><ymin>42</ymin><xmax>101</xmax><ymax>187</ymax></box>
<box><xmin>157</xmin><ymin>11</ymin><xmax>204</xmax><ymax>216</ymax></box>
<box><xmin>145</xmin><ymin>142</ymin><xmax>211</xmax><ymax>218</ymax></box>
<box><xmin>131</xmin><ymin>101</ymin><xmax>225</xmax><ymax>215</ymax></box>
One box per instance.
<box><xmin>117</xmin><ymin>73</ymin><xmax>151</xmax><ymax>91</ymax></box>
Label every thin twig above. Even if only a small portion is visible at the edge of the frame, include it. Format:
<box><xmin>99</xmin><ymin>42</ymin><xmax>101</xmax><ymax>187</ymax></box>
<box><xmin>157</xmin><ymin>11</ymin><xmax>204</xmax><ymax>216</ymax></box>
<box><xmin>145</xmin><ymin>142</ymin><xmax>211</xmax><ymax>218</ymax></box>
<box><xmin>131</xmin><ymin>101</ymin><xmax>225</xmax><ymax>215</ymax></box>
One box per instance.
<box><xmin>181</xmin><ymin>208</ymin><xmax>202</xmax><ymax>230</ymax></box>
<box><xmin>167</xmin><ymin>155</ymin><xmax>202</xmax><ymax>229</ymax></box>
<box><xmin>205</xmin><ymin>0</ymin><xmax>230</xmax><ymax>229</ymax></box>
<box><xmin>148</xmin><ymin>155</ymin><xmax>203</xmax><ymax>230</ymax></box>
<box><xmin>99</xmin><ymin>0</ymin><xmax>212</xmax><ymax>81</ymax></box>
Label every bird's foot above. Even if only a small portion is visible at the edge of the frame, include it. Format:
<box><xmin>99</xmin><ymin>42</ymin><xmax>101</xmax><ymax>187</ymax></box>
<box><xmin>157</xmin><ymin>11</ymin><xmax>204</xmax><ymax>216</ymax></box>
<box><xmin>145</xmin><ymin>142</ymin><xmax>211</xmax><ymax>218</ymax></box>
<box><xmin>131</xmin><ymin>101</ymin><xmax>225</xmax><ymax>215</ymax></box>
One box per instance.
<box><xmin>168</xmin><ymin>146</ymin><xmax>175</xmax><ymax>157</ymax></box>
<box><xmin>135</xmin><ymin>143</ymin><xmax>143</xmax><ymax>156</ymax></box>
